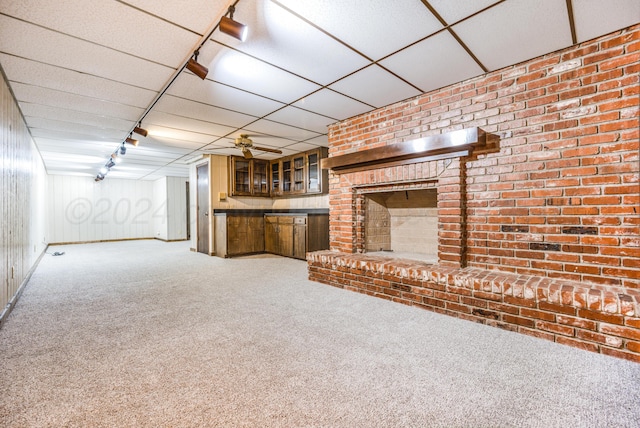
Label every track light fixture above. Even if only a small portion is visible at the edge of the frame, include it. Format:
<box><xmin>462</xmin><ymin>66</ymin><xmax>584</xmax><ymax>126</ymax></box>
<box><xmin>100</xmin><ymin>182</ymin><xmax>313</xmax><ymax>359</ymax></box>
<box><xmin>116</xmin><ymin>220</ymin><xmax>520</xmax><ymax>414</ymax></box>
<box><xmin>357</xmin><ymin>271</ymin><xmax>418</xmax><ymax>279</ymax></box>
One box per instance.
<box><xmin>125</xmin><ymin>137</ymin><xmax>139</xmax><ymax>146</ymax></box>
<box><xmin>219</xmin><ymin>5</ymin><xmax>247</xmax><ymax>41</ymax></box>
<box><xmin>120</xmin><ymin>144</ymin><xmax>126</xmax><ymax>155</ymax></box>
<box><xmin>133</xmin><ymin>125</ymin><xmax>148</xmax><ymax>137</ymax></box>
<box><xmin>186</xmin><ymin>50</ymin><xmax>208</xmax><ymax>80</ymax></box>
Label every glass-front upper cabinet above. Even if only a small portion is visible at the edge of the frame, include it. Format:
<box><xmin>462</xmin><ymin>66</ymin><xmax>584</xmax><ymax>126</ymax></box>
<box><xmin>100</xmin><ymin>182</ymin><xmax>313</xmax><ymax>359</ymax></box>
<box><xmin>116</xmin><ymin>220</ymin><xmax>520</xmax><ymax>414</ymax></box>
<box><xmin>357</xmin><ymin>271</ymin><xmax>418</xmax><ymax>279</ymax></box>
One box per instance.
<box><xmin>252</xmin><ymin>159</ymin><xmax>269</xmax><ymax>196</ymax></box>
<box><xmin>229</xmin><ymin>157</ymin><xmax>270</xmax><ymax>197</ymax></box>
<box><xmin>307</xmin><ymin>151</ymin><xmax>320</xmax><ymax>193</ymax></box>
<box><xmin>232</xmin><ymin>157</ymin><xmax>250</xmax><ymax>195</ymax></box>
<box><xmin>282</xmin><ymin>159</ymin><xmax>292</xmax><ymax>193</ymax></box>
<box><xmin>270</xmin><ymin>161</ymin><xmax>281</xmax><ymax>196</ymax></box>
<box><xmin>293</xmin><ymin>155</ymin><xmax>305</xmax><ymax>193</ymax></box>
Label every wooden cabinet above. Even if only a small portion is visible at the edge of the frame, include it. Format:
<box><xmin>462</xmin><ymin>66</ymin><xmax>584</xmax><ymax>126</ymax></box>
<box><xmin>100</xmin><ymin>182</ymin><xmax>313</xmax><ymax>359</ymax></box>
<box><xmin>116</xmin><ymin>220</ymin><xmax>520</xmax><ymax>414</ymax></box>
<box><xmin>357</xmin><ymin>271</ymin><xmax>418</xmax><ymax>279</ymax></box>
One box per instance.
<box><xmin>214</xmin><ymin>213</ymin><xmax>264</xmax><ymax>257</ymax></box>
<box><xmin>264</xmin><ymin>214</ymin><xmax>329</xmax><ymax>260</ymax></box>
<box><xmin>269</xmin><ymin>148</ymin><xmax>328</xmax><ymax>197</ymax></box>
<box><xmin>229</xmin><ymin>157</ymin><xmax>270</xmax><ymax>197</ymax></box>
<box><xmin>215</xmin><ymin>210</ymin><xmax>329</xmax><ymax>260</ymax></box>
<box><xmin>293</xmin><ymin>216</ymin><xmax>307</xmax><ymax>259</ymax></box>
<box><xmin>265</xmin><ymin>215</ymin><xmax>294</xmax><ymax>258</ymax></box>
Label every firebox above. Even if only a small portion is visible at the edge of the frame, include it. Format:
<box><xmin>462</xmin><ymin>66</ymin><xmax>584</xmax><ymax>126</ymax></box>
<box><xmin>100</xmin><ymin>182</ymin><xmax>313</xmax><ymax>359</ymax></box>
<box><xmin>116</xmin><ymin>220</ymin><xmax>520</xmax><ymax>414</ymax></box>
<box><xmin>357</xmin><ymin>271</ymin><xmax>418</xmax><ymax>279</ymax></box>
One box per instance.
<box><xmin>364</xmin><ymin>189</ymin><xmax>438</xmax><ymax>262</ymax></box>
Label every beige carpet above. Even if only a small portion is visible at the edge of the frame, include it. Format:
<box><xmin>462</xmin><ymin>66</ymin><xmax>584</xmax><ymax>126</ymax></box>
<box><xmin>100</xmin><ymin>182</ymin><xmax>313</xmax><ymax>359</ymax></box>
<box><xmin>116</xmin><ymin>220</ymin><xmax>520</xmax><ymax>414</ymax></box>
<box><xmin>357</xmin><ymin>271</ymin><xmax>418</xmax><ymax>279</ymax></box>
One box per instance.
<box><xmin>1</xmin><ymin>240</ymin><xmax>639</xmax><ymax>427</ymax></box>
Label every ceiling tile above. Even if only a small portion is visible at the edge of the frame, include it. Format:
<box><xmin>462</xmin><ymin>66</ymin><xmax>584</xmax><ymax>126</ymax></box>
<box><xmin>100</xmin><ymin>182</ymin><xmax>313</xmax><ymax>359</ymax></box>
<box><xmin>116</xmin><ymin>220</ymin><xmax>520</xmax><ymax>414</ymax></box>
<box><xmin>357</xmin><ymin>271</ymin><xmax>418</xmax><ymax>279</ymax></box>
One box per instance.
<box><xmin>276</xmin><ymin>0</ymin><xmax>443</xmax><ymax>60</ymax></box>
<box><xmin>0</xmin><ymin>14</ymin><xmax>172</xmax><ymax>90</ymax></box>
<box><xmin>166</xmin><ymin>72</ymin><xmax>285</xmax><ymax>117</ymax></box>
<box><xmin>572</xmin><ymin>0</ymin><xmax>640</xmax><ymax>43</ymax></box>
<box><xmin>380</xmin><ymin>31</ymin><xmax>484</xmax><ymax>93</ymax></box>
<box><xmin>453</xmin><ymin>0</ymin><xmax>573</xmax><ymax>71</ymax></box>
<box><xmin>428</xmin><ymin>0</ymin><xmax>499</xmax><ymax>24</ymax></box>
<box><xmin>21</xmin><ymin>103</ymin><xmax>133</xmax><ymax>132</ymax></box>
<box><xmin>329</xmin><ymin>65</ymin><xmax>422</xmax><ymax>108</ymax></box>
<box><xmin>123</xmin><ymin>0</ymin><xmax>228</xmax><ymax>35</ymax></box>
<box><xmin>27</xmin><ymin>117</ymin><xmax>126</xmax><ymax>141</ymax></box>
<box><xmin>144</xmin><ymin>110</ymin><xmax>236</xmax><ymax>138</ymax></box>
<box><xmin>292</xmin><ymin>89</ymin><xmax>373</xmax><ymax>120</ymax></box>
<box><xmin>281</xmin><ymin>142</ymin><xmax>323</xmax><ymax>153</ymax></box>
<box><xmin>263</xmin><ymin>107</ymin><xmax>334</xmax><ymax>134</ymax></box>
<box><xmin>304</xmin><ymin>134</ymin><xmax>329</xmax><ymax>148</ymax></box>
<box><xmin>199</xmin><ymin>43</ymin><xmax>321</xmax><ymax>103</ymax></box>
<box><xmin>0</xmin><ymin>0</ymin><xmax>202</xmax><ymax>66</ymax></box>
<box><xmin>153</xmin><ymin>95</ymin><xmax>257</xmax><ymax>129</ymax></box>
<box><xmin>11</xmin><ymin>83</ymin><xmax>144</xmax><ymax>121</ymax></box>
<box><xmin>245</xmin><ymin>119</ymin><xmax>321</xmax><ymax>141</ymax></box>
<box><xmin>211</xmin><ymin>0</ymin><xmax>369</xmax><ymax>85</ymax></box>
<box><xmin>0</xmin><ymin>54</ymin><xmax>155</xmax><ymax>108</ymax></box>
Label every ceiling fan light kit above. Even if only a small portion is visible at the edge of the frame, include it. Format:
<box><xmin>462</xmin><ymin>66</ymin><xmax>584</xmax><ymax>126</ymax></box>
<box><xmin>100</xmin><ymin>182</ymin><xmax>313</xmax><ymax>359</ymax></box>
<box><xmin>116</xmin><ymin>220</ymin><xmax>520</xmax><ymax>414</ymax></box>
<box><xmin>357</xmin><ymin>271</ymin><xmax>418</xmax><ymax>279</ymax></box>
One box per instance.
<box><xmin>233</xmin><ymin>135</ymin><xmax>283</xmax><ymax>159</ymax></box>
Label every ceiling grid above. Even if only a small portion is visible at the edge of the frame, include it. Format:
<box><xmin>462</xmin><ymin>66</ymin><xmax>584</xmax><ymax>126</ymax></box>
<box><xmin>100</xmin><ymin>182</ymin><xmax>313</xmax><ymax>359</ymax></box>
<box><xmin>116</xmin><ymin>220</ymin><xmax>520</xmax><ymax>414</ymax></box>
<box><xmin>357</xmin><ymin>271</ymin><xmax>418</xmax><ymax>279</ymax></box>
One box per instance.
<box><xmin>0</xmin><ymin>0</ymin><xmax>637</xmax><ymax>180</ymax></box>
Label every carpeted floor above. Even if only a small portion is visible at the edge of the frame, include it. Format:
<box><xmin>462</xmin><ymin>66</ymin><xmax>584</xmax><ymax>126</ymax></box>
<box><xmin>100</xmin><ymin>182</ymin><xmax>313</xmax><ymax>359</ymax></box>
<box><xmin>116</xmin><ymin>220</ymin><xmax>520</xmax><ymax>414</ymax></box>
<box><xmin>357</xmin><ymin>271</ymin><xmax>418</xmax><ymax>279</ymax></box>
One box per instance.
<box><xmin>1</xmin><ymin>240</ymin><xmax>639</xmax><ymax>428</ymax></box>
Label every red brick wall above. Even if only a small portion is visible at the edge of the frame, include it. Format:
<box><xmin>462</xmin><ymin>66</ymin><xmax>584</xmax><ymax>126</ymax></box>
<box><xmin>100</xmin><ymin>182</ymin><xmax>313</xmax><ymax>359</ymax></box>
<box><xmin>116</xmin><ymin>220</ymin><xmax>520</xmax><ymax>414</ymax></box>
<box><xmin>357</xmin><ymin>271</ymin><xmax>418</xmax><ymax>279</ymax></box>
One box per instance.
<box><xmin>327</xmin><ymin>24</ymin><xmax>640</xmax><ymax>289</ymax></box>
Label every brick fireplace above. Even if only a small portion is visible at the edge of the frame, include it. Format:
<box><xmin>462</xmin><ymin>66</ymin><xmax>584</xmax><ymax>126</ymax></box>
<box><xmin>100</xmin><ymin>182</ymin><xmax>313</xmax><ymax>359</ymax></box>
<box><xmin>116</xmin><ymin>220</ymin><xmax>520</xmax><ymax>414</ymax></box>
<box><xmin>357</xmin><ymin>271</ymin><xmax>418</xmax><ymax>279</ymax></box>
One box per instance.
<box><xmin>308</xmin><ymin>24</ymin><xmax>640</xmax><ymax>362</ymax></box>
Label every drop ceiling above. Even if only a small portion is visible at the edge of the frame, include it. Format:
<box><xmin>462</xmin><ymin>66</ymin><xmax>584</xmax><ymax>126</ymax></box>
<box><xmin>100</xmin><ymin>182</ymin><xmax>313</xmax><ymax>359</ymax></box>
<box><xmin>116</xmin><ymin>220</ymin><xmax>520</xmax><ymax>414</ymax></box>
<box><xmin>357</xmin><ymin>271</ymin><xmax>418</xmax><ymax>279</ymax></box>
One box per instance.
<box><xmin>1</xmin><ymin>0</ymin><xmax>638</xmax><ymax>180</ymax></box>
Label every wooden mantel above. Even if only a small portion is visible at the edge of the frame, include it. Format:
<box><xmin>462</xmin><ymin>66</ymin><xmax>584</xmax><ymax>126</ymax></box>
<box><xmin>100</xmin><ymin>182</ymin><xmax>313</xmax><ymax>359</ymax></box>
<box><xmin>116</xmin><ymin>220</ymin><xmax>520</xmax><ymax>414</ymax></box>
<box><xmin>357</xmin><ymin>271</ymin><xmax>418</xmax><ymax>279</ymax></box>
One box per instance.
<box><xmin>322</xmin><ymin>127</ymin><xmax>486</xmax><ymax>174</ymax></box>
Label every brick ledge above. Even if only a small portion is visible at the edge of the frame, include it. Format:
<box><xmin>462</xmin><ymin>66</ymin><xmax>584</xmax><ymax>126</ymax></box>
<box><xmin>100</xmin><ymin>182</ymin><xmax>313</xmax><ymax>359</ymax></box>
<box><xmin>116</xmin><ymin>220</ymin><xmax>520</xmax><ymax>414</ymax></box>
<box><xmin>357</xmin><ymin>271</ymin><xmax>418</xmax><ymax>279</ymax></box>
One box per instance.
<box><xmin>307</xmin><ymin>251</ymin><xmax>640</xmax><ymax>362</ymax></box>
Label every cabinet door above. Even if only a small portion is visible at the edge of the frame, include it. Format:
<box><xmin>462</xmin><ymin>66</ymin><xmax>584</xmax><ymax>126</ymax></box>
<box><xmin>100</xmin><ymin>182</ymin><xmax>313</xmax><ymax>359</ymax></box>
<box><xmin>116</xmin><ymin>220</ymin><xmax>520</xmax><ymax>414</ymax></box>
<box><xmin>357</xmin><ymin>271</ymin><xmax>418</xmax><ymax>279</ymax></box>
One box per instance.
<box><xmin>231</xmin><ymin>157</ymin><xmax>251</xmax><ymax>195</ymax></box>
<box><xmin>227</xmin><ymin>216</ymin><xmax>248</xmax><ymax>255</ymax></box>
<box><xmin>282</xmin><ymin>159</ymin><xmax>292</xmax><ymax>193</ymax></box>
<box><xmin>270</xmin><ymin>161</ymin><xmax>281</xmax><ymax>196</ymax></box>
<box><xmin>292</xmin><ymin>155</ymin><xmax>305</xmax><ymax>193</ymax></box>
<box><xmin>249</xmin><ymin>216</ymin><xmax>265</xmax><ymax>253</ymax></box>
<box><xmin>293</xmin><ymin>217</ymin><xmax>307</xmax><ymax>260</ymax></box>
<box><xmin>307</xmin><ymin>151</ymin><xmax>320</xmax><ymax>193</ymax></box>
<box><xmin>252</xmin><ymin>160</ymin><xmax>269</xmax><ymax>196</ymax></box>
<box><xmin>264</xmin><ymin>216</ymin><xmax>278</xmax><ymax>254</ymax></box>
<box><xmin>278</xmin><ymin>217</ymin><xmax>294</xmax><ymax>257</ymax></box>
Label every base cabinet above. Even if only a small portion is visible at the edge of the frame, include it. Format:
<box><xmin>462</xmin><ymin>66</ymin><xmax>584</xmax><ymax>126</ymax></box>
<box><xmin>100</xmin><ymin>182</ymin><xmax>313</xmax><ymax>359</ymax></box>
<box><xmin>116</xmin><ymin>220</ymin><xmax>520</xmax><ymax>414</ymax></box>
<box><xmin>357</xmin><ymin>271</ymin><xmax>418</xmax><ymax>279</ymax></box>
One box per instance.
<box><xmin>265</xmin><ymin>216</ymin><xmax>295</xmax><ymax>258</ymax></box>
<box><xmin>214</xmin><ymin>214</ymin><xmax>264</xmax><ymax>257</ymax></box>
<box><xmin>265</xmin><ymin>214</ymin><xmax>328</xmax><ymax>260</ymax></box>
<box><xmin>215</xmin><ymin>211</ymin><xmax>328</xmax><ymax>260</ymax></box>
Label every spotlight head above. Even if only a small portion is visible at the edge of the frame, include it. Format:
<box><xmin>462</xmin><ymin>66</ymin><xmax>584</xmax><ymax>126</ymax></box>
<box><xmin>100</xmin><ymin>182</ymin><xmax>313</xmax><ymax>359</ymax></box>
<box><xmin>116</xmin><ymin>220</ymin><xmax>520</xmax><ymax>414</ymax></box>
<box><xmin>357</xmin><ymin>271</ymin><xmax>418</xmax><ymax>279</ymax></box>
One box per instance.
<box><xmin>100</xmin><ymin>166</ymin><xmax>108</xmax><ymax>174</ymax></box>
<box><xmin>120</xmin><ymin>145</ymin><xmax>126</xmax><ymax>155</ymax></box>
<box><xmin>106</xmin><ymin>159</ymin><xmax>116</xmax><ymax>169</ymax></box>
<box><xmin>133</xmin><ymin>126</ymin><xmax>148</xmax><ymax>137</ymax></box>
<box><xmin>219</xmin><ymin>15</ymin><xmax>247</xmax><ymax>41</ymax></box>
<box><xmin>125</xmin><ymin>137</ymin><xmax>139</xmax><ymax>146</ymax></box>
<box><xmin>186</xmin><ymin>57</ymin><xmax>208</xmax><ymax>80</ymax></box>
<box><xmin>96</xmin><ymin>173</ymin><xmax>105</xmax><ymax>181</ymax></box>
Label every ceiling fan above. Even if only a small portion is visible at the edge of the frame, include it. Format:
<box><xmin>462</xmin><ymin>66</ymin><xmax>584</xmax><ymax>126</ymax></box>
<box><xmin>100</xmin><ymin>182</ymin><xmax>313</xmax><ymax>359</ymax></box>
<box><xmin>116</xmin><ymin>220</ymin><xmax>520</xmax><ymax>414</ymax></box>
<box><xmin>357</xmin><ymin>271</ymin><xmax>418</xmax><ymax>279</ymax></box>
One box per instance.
<box><xmin>234</xmin><ymin>135</ymin><xmax>283</xmax><ymax>159</ymax></box>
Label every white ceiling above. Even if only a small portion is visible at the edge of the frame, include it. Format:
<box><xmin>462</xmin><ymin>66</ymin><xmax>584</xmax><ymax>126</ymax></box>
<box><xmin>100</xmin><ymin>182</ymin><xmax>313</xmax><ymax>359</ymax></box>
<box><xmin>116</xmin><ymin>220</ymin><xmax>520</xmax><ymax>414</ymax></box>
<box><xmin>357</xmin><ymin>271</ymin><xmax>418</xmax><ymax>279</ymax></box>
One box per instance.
<box><xmin>1</xmin><ymin>0</ymin><xmax>638</xmax><ymax>180</ymax></box>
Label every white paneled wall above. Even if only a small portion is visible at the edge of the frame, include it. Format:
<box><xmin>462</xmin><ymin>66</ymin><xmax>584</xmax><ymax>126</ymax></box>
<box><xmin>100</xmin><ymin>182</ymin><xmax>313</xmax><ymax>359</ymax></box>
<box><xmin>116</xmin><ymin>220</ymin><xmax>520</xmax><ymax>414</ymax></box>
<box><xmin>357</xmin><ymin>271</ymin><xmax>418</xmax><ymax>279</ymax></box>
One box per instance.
<box><xmin>47</xmin><ymin>175</ymin><xmax>155</xmax><ymax>243</ymax></box>
<box><xmin>153</xmin><ymin>176</ymin><xmax>188</xmax><ymax>241</ymax></box>
<box><xmin>1</xmin><ymin>72</ymin><xmax>47</xmax><ymax>324</ymax></box>
<box><xmin>153</xmin><ymin>178</ymin><xmax>167</xmax><ymax>240</ymax></box>
<box><xmin>166</xmin><ymin>176</ymin><xmax>188</xmax><ymax>241</ymax></box>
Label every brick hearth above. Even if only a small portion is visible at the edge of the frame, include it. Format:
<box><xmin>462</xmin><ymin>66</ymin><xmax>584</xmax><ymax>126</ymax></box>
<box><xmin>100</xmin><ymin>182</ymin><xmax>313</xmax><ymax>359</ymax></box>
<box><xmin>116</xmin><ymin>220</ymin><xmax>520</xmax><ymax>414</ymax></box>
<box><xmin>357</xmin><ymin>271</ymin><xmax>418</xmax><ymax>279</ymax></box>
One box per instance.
<box><xmin>308</xmin><ymin>251</ymin><xmax>640</xmax><ymax>363</ymax></box>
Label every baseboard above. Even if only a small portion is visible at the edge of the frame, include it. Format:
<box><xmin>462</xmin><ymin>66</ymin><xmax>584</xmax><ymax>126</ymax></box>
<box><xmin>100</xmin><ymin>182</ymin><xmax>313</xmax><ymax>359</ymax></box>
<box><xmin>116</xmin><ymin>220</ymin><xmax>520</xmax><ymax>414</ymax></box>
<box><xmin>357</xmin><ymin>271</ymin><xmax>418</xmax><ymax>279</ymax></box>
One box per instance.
<box><xmin>0</xmin><ymin>245</ymin><xmax>48</xmax><ymax>330</ymax></box>
<box><xmin>154</xmin><ymin>238</ymin><xmax>189</xmax><ymax>243</ymax></box>
<box><xmin>50</xmin><ymin>237</ymin><xmax>156</xmax><ymax>246</ymax></box>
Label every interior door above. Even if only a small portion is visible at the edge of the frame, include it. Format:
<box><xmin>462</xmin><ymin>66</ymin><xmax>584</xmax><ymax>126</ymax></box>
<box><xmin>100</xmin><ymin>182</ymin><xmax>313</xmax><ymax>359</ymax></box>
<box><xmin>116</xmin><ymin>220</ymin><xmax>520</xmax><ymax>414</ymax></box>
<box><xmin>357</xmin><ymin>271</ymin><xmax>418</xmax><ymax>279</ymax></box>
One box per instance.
<box><xmin>196</xmin><ymin>163</ymin><xmax>209</xmax><ymax>254</ymax></box>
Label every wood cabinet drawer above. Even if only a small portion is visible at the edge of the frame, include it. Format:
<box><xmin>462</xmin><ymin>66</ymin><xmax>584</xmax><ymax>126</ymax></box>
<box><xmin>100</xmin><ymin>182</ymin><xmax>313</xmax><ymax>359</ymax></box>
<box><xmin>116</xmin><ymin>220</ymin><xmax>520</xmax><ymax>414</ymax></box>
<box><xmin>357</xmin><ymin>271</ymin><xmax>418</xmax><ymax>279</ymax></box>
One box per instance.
<box><xmin>294</xmin><ymin>216</ymin><xmax>306</xmax><ymax>225</ymax></box>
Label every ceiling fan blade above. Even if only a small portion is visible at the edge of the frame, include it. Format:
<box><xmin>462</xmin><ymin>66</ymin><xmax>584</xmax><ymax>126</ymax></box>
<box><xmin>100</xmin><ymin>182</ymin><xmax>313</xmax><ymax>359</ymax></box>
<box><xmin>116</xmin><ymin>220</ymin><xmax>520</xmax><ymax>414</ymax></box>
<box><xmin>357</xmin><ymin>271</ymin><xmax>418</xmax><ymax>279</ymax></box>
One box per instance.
<box><xmin>252</xmin><ymin>146</ymin><xmax>283</xmax><ymax>154</ymax></box>
<box><xmin>242</xmin><ymin>148</ymin><xmax>253</xmax><ymax>159</ymax></box>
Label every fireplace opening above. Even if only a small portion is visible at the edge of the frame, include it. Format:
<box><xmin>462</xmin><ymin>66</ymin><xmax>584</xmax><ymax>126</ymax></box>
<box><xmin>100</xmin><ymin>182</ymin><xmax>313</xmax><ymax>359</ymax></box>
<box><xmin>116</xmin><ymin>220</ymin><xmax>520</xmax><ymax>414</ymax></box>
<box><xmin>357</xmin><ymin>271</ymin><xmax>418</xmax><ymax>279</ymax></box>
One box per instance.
<box><xmin>364</xmin><ymin>188</ymin><xmax>438</xmax><ymax>263</ymax></box>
